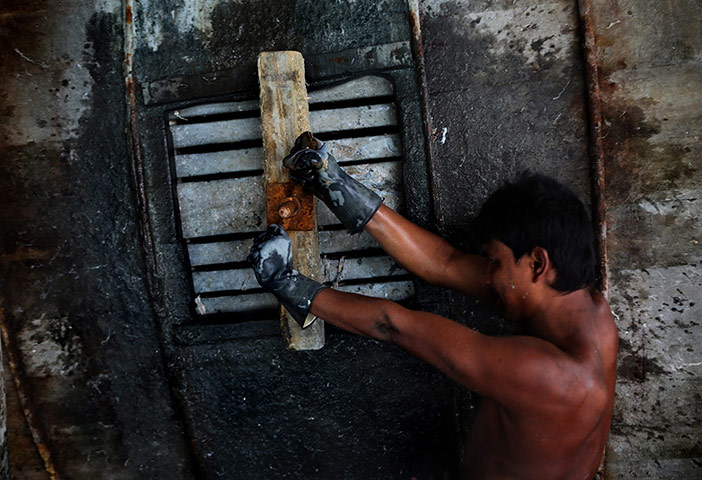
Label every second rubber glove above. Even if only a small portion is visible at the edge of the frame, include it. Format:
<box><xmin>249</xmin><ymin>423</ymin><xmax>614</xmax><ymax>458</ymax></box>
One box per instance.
<box><xmin>248</xmin><ymin>224</ymin><xmax>326</xmax><ymax>328</ymax></box>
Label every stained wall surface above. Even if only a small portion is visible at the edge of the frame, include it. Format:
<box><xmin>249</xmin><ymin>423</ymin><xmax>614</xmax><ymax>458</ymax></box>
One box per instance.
<box><xmin>1</xmin><ymin>1</ymin><xmax>453</xmax><ymax>479</ymax></box>
<box><xmin>590</xmin><ymin>0</ymin><xmax>702</xmax><ymax>477</ymax></box>
<box><xmin>0</xmin><ymin>0</ymin><xmax>700</xmax><ymax>479</ymax></box>
<box><xmin>0</xmin><ymin>1</ymin><xmax>193</xmax><ymax>478</ymax></box>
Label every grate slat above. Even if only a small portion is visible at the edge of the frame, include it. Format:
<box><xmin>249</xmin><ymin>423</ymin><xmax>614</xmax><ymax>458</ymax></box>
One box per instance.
<box><xmin>177</xmin><ymin>176</ymin><xmax>266</xmax><ymax>238</ymax></box>
<box><xmin>187</xmin><ymin>229</ymin><xmax>382</xmax><ymax>268</ymax></box>
<box><xmin>173</xmin><ymin>134</ymin><xmax>401</xmax><ymax>179</ymax></box>
<box><xmin>197</xmin><ymin>280</ymin><xmax>414</xmax><ymax>315</ymax></box>
<box><xmin>171</xmin><ymin>117</ymin><xmax>262</xmax><ymax>149</ymax></box>
<box><xmin>321</xmin><ymin>256</ymin><xmax>405</xmax><ymax>284</ymax></box>
<box><xmin>310</xmin><ymin>104</ymin><xmax>397</xmax><ymax>132</ymax></box>
<box><xmin>168</xmin><ymin>76</ymin><xmax>394</xmax><ymax>121</ymax></box>
<box><xmin>198</xmin><ymin>293</ymin><xmax>278</xmax><ymax>314</ymax></box>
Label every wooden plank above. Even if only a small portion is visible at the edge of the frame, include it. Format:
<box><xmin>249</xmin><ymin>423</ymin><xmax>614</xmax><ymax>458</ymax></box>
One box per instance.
<box><xmin>258</xmin><ymin>51</ymin><xmax>324</xmax><ymax>350</ymax></box>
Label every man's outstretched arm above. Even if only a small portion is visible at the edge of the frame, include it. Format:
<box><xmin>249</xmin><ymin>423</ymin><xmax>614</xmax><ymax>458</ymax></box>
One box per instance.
<box><xmin>310</xmin><ymin>287</ymin><xmax>584</xmax><ymax>414</ymax></box>
<box><xmin>249</xmin><ymin>225</ymin><xmax>584</xmax><ymax>412</ymax></box>
<box><xmin>284</xmin><ymin>132</ymin><xmax>493</xmax><ymax>303</ymax></box>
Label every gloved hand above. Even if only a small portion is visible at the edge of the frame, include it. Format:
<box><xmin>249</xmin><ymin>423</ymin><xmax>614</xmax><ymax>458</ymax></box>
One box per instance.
<box><xmin>248</xmin><ymin>224</ymin><xmax>326</xmax><ymax>328</ymax></box>
<box><xmin>283</xmin><ymin>131</ymin><xmax>383</xmax><ymax>234</ymax></box>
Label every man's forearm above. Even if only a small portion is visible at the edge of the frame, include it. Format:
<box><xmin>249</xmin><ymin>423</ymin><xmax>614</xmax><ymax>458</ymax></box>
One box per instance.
<box><xmin>310</xmin><ymin>288</ymin><xmax>400</xmax><ymax>341</ymax></box>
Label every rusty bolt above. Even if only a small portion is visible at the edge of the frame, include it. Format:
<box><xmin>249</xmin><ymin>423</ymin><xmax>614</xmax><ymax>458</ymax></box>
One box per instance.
<box><xmin>278</xmin><ymin>197</ymin><xmax>300</xmax><ymax>219</ymax></box>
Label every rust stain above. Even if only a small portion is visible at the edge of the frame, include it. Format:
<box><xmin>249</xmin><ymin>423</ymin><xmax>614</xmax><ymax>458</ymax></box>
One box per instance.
<box><xmin>0</xmin><ymin>309</ymin><xmax>60</xmax><ymax>480</ymax></box>
<box><xmin>577</xmin><ymin>0</ymin><xmax>608</xmax><ymax>295</ymax></box>
<box><xmin>125</xmin><ymin>2</ymin><xmax>133</xmax><ymax>24</ymax></box>
<box><xmin>331</xmin><ymin>56</ymin><xmax>349</xmax><ymax>64</ymax></box>
<box><xmin>266</xmin><ymin>182</ymin><xmax>314</xmax><ymax>231</ymax></box>
<box><xmin>0</xmin><ymin>245</ymin><xmax>51</xmax><ymax>262</ymax></box>
<box><xmin>407</xmin><ymin>5</ymin><xmax>442</xmax><ymax>232</ymax></box>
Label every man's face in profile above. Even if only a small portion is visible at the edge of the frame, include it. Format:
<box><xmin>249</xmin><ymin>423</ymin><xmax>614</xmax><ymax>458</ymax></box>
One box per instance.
<box><xmin>481</xmin><ymin>239</ymin><xmax>534</xmax><ymax>323</ymax></box>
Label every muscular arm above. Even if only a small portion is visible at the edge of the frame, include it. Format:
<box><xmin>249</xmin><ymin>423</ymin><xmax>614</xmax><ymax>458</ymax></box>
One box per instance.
<box><xmin>311</xmin><ymin>288</ymin><xmax>581</xmax><ymax>413</ymax></box>
<box><xmin>365</xmin><ymin>205</ymin><xmax>495</xmax><ymax>303</ymax></box>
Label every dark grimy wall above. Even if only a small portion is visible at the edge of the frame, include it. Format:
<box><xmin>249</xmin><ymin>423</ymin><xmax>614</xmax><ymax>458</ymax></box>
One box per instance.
<box><xmin>1</xmin><ymin>0</ymin><xmax>699</xmax><ymax>479</ymax></box>
<box><xmin>1</xmin><ymin>1</ymin><xmax>454</xmax><ymax>479</ymax></box>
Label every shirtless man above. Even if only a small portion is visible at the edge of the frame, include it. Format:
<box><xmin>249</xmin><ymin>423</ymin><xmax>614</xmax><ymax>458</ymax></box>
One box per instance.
<box><xmin>248</xmin><ymin>132</ymin><xmax>619</xmax><ymax>479</ymax></box>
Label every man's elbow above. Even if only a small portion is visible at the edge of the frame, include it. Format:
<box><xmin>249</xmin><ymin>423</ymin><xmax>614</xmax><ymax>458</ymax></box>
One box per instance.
<box><xmin>371</xmin><ymin>301</ymin><xmax>404</xmax><ymax>343</ymax></box>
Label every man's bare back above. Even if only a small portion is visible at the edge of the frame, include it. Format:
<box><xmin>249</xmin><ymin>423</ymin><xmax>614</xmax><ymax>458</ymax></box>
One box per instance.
<box><xmin>249</xmin><ymin>138</ymin><xmax>619</xmax><ymax>478</ymax></box>
<box><xmin>464</xmin><ymin>292</ymin><xmax>618</xmax><ymax>479</ymax></box>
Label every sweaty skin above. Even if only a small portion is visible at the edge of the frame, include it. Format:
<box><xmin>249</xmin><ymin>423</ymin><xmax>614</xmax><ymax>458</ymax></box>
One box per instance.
<box><xmin>309</xmin><ymin>205</ymin><xmax>618</xmax><ymax>479</ymax></box>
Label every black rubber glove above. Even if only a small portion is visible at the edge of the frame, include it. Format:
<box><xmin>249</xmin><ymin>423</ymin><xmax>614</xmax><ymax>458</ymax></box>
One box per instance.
<box><xmin>248</xmin><ymin>224</ymin><xmax>326</xmax><ymax>328</ymax></box>
<box><xmin>283</xmin><ymin>132</ymin><xmax>383</xmax><ymax>234</ymax></box>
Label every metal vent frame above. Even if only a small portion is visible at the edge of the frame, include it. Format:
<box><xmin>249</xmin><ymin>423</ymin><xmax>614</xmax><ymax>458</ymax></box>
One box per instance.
<box><xmin>165</xmin><ymin>74</ymin><xmax>415</xmax><ymax>328</ymax></box>
<box><xmin>136</xmin><ymin>52</ymin><xmax>431</xmax><ymax>345</ymax></box>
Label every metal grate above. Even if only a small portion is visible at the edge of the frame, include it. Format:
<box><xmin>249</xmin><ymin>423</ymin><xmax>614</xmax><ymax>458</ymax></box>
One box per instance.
<box><xmin>166</xmin><ymin>75</ymin><xmax>414</xmax><ymax>321</ymax></box>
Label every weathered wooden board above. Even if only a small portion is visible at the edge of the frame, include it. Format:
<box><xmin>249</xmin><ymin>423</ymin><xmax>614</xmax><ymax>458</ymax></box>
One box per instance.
<box><xmin>258</xmin><ymin>51</ymin><xmax>324</xmax><ymax>350</ymax></box>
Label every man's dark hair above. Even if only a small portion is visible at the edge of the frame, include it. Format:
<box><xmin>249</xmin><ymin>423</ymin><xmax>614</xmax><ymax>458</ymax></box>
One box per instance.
<box><xmin>472</xmin><ymin>172</ymin><xmax>596</xmax><ymax>293</ymax></box>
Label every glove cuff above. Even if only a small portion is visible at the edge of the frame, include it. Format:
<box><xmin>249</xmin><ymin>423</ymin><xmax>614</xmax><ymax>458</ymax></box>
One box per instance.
<box><xmin>276</xmin><ymin>273</ymin><xmax>326</xmax><ymax>328</ymax></box>
<box><xmin>329</xmin><ymin>170</ymin><xmax>383</xmax><ymax>234</ymax></box>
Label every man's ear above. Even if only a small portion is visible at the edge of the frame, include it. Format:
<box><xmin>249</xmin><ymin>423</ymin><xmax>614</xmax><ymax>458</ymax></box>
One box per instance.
<box><xmin>529</xmin><ymin>247</ymin><xmax>552</xmax><ymax>283</ymax></box>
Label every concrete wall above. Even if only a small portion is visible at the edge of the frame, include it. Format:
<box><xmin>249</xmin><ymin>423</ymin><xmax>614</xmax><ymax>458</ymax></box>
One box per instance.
<box><xmin>0</xmin><ymin>0</ymin><xmax>699</xmax><ymax>478</ymax></box>
<box><xmin>0</xmin><ymin>1</ymin><xmax>193</xmax><ymax>477</ymax></box>
<box><xmin>417</xmin><ymin>0</ymin><xmax>701</xmax><ymax>477</ymax></box>
<box><xmin>590</xmin><ymin>0</ymin><xmax>702</xmax><ymax>477</ymax></box>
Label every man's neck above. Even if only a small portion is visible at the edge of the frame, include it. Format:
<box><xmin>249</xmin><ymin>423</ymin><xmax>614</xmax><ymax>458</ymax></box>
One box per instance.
<box><xmin>523</xmin><ymin>288</ymin><xmax>595</xmax><ymax>349</ymax></box>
